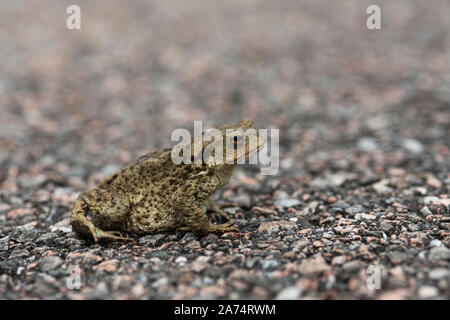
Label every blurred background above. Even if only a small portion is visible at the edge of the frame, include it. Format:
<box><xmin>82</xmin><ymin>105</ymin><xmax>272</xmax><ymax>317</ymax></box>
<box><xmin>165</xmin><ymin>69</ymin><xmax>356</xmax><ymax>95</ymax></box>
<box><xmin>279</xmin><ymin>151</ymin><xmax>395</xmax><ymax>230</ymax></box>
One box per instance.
<box><xmin>0</xmin><ymin>0</ymin><xmax>448</xmax><ymax>183</ymax></box>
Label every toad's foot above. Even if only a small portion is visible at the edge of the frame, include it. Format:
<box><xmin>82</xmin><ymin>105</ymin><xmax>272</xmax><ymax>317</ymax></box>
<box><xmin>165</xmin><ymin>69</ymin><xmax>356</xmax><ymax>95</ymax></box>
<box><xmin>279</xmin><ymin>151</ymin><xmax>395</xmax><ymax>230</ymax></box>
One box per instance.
<box><xmin>209</xmin><ymin>220</ymin><xmax>239</xmax><ymax>233</ymax></box>
<box><xmin>95</xmin><ymin>228</ymin><xmax>136</xmax><ymax>245</ymax></box>
<box><xmin>205</xmin><ymin>200</ymin><xmax>235</xmax><ymax>221</ymax></box>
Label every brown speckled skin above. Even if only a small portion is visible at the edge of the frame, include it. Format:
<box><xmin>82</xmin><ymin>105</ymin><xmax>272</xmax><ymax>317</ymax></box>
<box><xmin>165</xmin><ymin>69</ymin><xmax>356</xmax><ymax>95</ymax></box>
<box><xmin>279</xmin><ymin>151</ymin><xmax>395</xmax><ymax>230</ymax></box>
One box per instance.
<box><xmin>70</xmin><ymin>119</ymin><xmax>264</xmax><ymax>243</ymax></box>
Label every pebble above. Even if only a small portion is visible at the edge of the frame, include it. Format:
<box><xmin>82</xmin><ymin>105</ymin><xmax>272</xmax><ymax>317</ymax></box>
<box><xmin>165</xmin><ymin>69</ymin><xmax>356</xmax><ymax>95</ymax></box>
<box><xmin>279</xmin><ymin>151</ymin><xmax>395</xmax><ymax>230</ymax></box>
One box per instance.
<box><xmin>342</xmin><ymin>260</ymin><xmax>363</xmax><ymax>272</ymax></box>
<box><xmin>152</xmin><ymin>277</ymin><xmax>169</xmax><ymax>288</ymax></box>
<box><xmin>35</xmin><ymin>232</ymin><xmax>58</xmax><ymax>245</ymax></box>
<box><xmin>259</xmin><ymin>259</ymin><xmax>280</xmax><ymax>271</ymax></box>
<box><xmin>298</xmin><ymin>254</ymin><xmax>331</xmax><ymax>275</ymax></box>
<box><xmin>429</xmin><ymin>239</ymin><xmax>442</xmax><ymax>247</ymax></box>
<box><xmin>257</xmin><ymin>221</ymin><xmax>298</xmax><ymax>235</ymax></box>
<box><xmin>274</xmin><ymin>198</ymin><xmax>301</xmax><ymax>207</ymax></box>
<box><xmin>49</xmin><ymin>218</ymin><xmax>72</xmax><ymax>233</ymax></box>
<box><xmin>372</xmin><ymin>180</ymin><xmax>392</xmax><ymax>194</ymax></box>
<box><xmin>418</xmin><ymin>286</ymin><xmax>439</xmax><ymax>299</ymax></box>
<box><xmin>357</xmin><ymin>137</ymin><xmax>379</xmax><ymax>151</ymax></box>
<box><xmin>175</xmin><ymin>256</ymin><xmax>187</xmax><ymax>265</ymax></box>
<box><xmin>10</xmin><ymin>225</ymin><xmax>38</xmax><ymax>243</ymax></box>
<box><xmin>38</xmin><ymin>256</ymin><xmax>63</xmax><ymax>272</ymax></box>
<box><xmin>138</xmin><ymin>234</ymin><xmax>166</xmax><ymax>247</ymax></box>
<box><xmin>94</xmin><ymin>260</ymin><xmax>119</xmax><ymax>273</ymax></box>
<box><xmin>420</xmin><ymin>206</ymin><xmax>432</xmax><ymax>216</ymax></box>
<box><xmin>423</xmin><ymin>197</ymin><xmax>450</xmax><ymax>207</ymax></box>
<box><xmin>0</xmin><ymin>236</ymin><xmax>9</xmax><ymax>251</ymax></box>
<box><xmin>331</xmin><ymin>256</ymin><xmax>346</xmax><ymax>266</ymax></box>
<box><xmin>428</xmin><ymin>247</ymin><xmax>450</xmax><ymax>261</ymax></box>
<box><xmin>387</xmin><ymin>251</ymin><xmax>407</xmax><ymax>265</ymax></box>
<box><xmin>276</xmin><ymin>286</ymin><xmax>301</xmax><ymax>300</ymax></box>
<box><xmin>428</xmin><ymin>268</ymin><xmax>450</xmax><ymax>280</ymax></box>
<box><xmin>380</xmin><ymin>220</ymin><xmax>395</xmax><ymax>233</ymax></box>
<box><xmin>355</xmin><ymin>213</ymin><xmax>376</xmax><ymax>221</ymax></box>
<box><xmin>234</xmin><ymin>194</ymin><xmax>251</xmax><ymax>208</ymax></box>
<box><xmin>9</xmin><ymin>248</ymin><xmax>30</xmax><ymax>259</ymax></box>
<box><xmin>424</xmin><ymin>174</ymin><xmax>442</xmax><ymax>189</ymax></box>
<box><xmin>402</xmin><ymin>139</ymin><xmax>424</xmax><ymax>153</ymax></box>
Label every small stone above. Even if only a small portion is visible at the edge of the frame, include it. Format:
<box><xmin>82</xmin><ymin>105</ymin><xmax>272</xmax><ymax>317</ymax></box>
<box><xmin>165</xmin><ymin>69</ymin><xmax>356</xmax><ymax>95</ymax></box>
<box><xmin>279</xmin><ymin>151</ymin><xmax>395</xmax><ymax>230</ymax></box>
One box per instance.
<box><xmin>326</xmin><ymin>196</ymin><xmax>337</xmax><ymax>203</ymax></box>
<box><xmin>94</xmin><ymin>259</ymin><xmax>119</xmax><ymax>273</ymax></box>
<box><xmin>424</xmin><ymin>174</ymin><xmax>442</xmax><ymax>189</ymax></box>
<box><xmin>252</xmin><ymin>206</ymin><xmax>276</xmax><ymax>216</ymax></box>
<box><xmin>414</xmin><ymin>187</ymin><xmax>427</xmax><ymax>195</ymax></box>
<box><xmin>35</xmin><ymin>232</ymin><xmax>58</xmax><ymax>245</ymax></box>
<box><xmin>423</xmin><ymin>197</ymin><xmax>450</xmax><ymax>207</ymax></box>
<box><xmin>355</xmin><ymin>213</ymin><xmax>376</xmax><ymax>221</ymax></box>
<box><xmin>420</xmin><ymin>206</ymin><xmax>432</xmax><ymax>216</ymax></box>
<box><xmin>429</xmin><ymin>239</ymin><xmax>443</xmax><ymax>247</ymax></box>
<box><xmin>138</xmin><ymin>234</ymin><xmax>166</xmax><ymax>247</ymax></box>
<box><xmin>280</xmin><ymin>158</ymin><xmax>294</xmax><ymax>170</ymax></box>
<box><xmin>0</xmin><ymin>203</ymin><xmax>11</xmax><ymax>212</ymax></box>
<box><xmin>38</xmin><ymin>256</ymin><xmax>63</xmax><ymax>272</ymax></box>
<box><xmin>342</xmin><ymin>260</ymin><xmax>363</xmax><ymax>272</ymax></box>
<box><xmin>182</xmin><ymin>232</ymin><xmax>196</xmax><ymax>241</ymax></box>
<box><xmin>274</xmin><ymin>198</ymin><xmax>301</xmax><ymax>207</ymax></box>
<box><xmin>152</xmin><ymin>277</ymin><xmax>168</xmax><ymax>288</ymax></box>
<box><xmin>429</xmin><ymin>246</ymin><xmax>450</xmax><ymax>261</ymax></box>
<box><xmin>260</xmin><ymin>259</ymin><xmax>280</xmax><ymax>271</ymax></box>
<box><xmin>312</xmin><ymin>240</ymin><xmax>323</xmax><ymax>248</ymax></box>
<box><xmin>402</xmin><ymin>139</ymin><xmax>424</xmax><ymax>153</ymax></box>
<box><xmin>18</xmin><ymin>174</ymin><xmax>47</xmax><ymax>188</ymax></box>
<box><xmin>390</xmin><ymin>266</ymin><xmax>406</xmax><ymax>284</ymax></box>
<box><xmin>358</xmin><ymin>137</ymin><xmax>379</xmax><ymax>152</ymax></box>
<box><xmin>82</xmin><ymin>253</ymin><xmax>102</xmax><ymax>264</ymax></box>
<box><xmin>7</xmin><ymin>208</ymin><xmax>34</xmax><ymax>219</ymax></box>
<box><xmin>378</xmin><ymin>289</ymin><xmax>410</xmax><ymax>300</ymax></box>
<box><xmin>9</xmin><ymin>248</ymin><xmax>30</xmax><ymax>259</ymax></box>
<box><xmin>372</xmin><ymin>180</ymin><xmax>392</xmax><ymax>194</ymax></box>
<box><xmin>428</xmin><ymin>268</ymin><xmax>450</xmax><ymax>280</ymax></box>
<box><xmin>331</xmin><ymin>256</ymin><xmax>346</xmax><ymax>266</ymax></box>
<box><xmin>276</xmin><ymin>286</ymin><xmax>301</xmax><ymax>300</ymax></box>
<box><xmin>298</xmin><ymin>254</ymin><xmax>331</xmax><ymax>274</ymax></box>
<box><xmin>234</xmin><ymin>193</ymin><xmax>251</xmax><ymax>208</ymax></box>
<box><xmin>345</xmin><ymin>206</ymin><xmax>367</xmax><ymax>215</ymax></box>
<box><xmin>175</xmin><ymin>256</ymin><xmax>187</xmax><ymax>265</ymax></box>
<box><xmin>245</xmin><ymin>257</ymin><xmax>260</xmax><ymax>269</ymax></box>
<box><xmin>10</xmin><ymin>226</ymin><xmax>38</xmax><ymax>243</ymax></box>
<box><xmin>380</xmin><ymin>220</ymin><xmax>395</xmax><ymax>233</ymax></box>
<box><xmin>0</xmin><ymin>236</ymin><xmax>9</xmax><ymax>251</ymax></box>
<box><xmin>387</xmin><ymin>251</ymin><xmax>407</xmax><ymax>265</ymax></box>
<box><xmin>257</xmin><ymin>220</ymin><xmax>298</xmax><ymax>235</ymax></box>
<box><xmin>49</xmin><ymin>218</ymin><xmax>72</xmax><ymax>233</ymax></box>
<box><xmin>291</xmin><ymin>238</ymin><xmax>309</xmax><ymax>252</ymax></box>
<box><xmin>418</xmin><ymin>286</ymin><xmax>439</xmax><ymax>299</ymax></box>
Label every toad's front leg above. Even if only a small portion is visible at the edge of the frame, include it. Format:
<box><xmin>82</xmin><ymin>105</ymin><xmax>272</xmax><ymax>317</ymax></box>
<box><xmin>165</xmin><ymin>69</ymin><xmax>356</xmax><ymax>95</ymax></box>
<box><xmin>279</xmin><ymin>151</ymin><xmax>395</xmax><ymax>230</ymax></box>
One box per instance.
<box><xmin>176</xmin><ymin>201</ymin><xmax>239</xmax><ymax>235</ymax></box>
<box><xmin>202</xmin><ymin>199</ymin><xmax>235</xmax><ymax>222</ymax></box>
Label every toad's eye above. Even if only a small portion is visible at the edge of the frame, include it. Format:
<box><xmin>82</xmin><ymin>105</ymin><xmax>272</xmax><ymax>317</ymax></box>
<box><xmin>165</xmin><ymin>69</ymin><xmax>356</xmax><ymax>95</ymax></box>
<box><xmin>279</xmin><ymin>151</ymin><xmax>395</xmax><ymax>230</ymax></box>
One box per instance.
<box><xmin>230</xmin><ymin>133</ymin><xmax>243</xmax><ymax>145</ymax></box>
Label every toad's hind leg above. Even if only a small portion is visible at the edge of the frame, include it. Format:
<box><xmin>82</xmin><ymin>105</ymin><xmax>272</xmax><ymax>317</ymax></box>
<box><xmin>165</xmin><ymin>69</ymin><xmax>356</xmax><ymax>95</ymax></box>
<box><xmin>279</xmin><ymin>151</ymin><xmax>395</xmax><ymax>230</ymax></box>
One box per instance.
<box><xmin>203</xmin><ymin>199</ymin><xmax>234</xmax><ymax>221</ymax></box>
<box><xmin>70</xmin><ymin>190</ymin><xmax>135</xmax><ymax>244</ymax></box>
